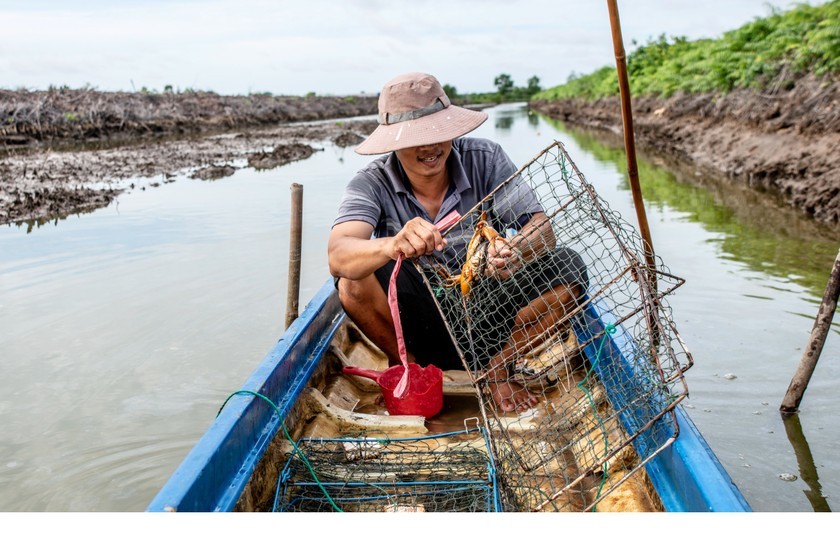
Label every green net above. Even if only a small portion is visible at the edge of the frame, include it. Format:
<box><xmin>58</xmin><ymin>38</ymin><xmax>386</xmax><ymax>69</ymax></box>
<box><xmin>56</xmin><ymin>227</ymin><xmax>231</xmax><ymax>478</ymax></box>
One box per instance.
<box><xmin>412</xmin><ymin>140</ymin><xmax>692</xmax><ymax>511</ymax></box>
<box><xmin>270</xmin><ymin>140</ymin><xmax>692</xmax><ymax>513</ymax></box>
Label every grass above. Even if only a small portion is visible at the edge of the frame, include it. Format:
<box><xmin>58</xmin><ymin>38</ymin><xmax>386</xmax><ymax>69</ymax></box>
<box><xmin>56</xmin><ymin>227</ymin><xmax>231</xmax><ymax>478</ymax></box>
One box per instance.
<box><xmin>534</xmin><ymin>0</ymin><xmax>840</xmax><ymax>100</ymax></box>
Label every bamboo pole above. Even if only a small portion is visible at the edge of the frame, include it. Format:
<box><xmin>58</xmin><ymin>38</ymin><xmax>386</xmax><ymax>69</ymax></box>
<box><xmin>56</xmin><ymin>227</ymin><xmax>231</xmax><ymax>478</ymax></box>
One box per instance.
<box><xmin>606</xmin><ymin>0</ymin><xmax>655</xmax><ymax>267</ymax></box>
<box><xmin>285</xmin><ymin>182</ymin><xmax>303</xmax><ymax>329</ymax></box>
<box><xmin>780</xmin><ymin>248</ymin><xmax>840</xmax><ymax>414</ymax></box>
<box><xmin>606</xmin><ymin>0</ymin><xmax>659</xmax><ymax>348</ymax></box>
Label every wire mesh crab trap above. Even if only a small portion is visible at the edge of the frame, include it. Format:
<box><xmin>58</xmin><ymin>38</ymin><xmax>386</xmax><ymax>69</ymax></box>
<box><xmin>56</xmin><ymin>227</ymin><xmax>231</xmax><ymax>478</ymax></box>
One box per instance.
<box><xmin>274</xmin><ymin>425</ymin><xmax>500</xmax><ymax>512</ymax></box>
<box><xmin>415</xmin><ymin>140</ymin><xmax>693</xmax><ymax>511</ymax></box>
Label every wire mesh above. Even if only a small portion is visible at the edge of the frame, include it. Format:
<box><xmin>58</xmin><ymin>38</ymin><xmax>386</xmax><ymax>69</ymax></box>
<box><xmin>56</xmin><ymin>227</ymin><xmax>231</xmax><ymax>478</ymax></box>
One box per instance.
<box><xmin>414</xmin><ymin>140</ymin><xmax>692</xmax><ymax>511</ymax></box>
<box><xmin>275</xmin><ymin>427</ymin><xmax>500</xmax><ymax>512</ymax></box>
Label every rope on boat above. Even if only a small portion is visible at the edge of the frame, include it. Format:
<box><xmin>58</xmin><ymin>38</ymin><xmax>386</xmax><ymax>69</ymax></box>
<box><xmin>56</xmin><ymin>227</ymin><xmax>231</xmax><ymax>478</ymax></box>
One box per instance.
<box><xmin>578</xmin><ymin>323</ymin><xmax>617</xmax><ymax>510</ymax></box>
<box><xmin>415</xmin><ymin>140</ymin><xmax>691</xmax><ymax>511</ymax></box>
<box><xmin>217</xmin><ymin>389</ymin><xmax>344</xmax><ymax>512</ymax></box>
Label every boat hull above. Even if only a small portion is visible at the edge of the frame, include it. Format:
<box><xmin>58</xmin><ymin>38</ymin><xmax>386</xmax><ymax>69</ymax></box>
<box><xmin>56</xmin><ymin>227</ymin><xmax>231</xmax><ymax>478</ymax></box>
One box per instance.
<box><xmin>147</xmin><ymin>280</ymin><xmax>750</xmax><ymax>512</ymax></box>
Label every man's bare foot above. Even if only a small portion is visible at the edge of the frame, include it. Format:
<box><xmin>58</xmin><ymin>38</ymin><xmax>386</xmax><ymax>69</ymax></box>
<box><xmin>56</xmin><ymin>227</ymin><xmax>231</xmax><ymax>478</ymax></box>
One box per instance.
<box><xmin>487</xmin><ymin>378</ymin><xmax>539</xmax><ymax>413</ymax></box>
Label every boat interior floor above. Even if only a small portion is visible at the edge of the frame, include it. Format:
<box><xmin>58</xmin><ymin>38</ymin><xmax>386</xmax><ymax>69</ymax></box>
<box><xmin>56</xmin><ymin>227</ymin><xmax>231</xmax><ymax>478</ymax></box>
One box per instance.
<box><xmin>243</xmin><ymin>321</ymin><xmax>662</xmax><ymax>513</ymax></box>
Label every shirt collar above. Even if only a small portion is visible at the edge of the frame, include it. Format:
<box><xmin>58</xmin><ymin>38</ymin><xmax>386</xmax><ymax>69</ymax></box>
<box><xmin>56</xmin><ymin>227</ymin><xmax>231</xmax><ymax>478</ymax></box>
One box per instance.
<box><xmin>383</xmin><ymin>140</ymin><xmax>473</xmax><ymax>196</ymax></box>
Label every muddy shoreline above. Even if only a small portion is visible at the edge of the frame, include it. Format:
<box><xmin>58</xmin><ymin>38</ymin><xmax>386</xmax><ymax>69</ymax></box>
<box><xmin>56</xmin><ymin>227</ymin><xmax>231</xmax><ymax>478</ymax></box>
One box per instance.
<box><xmin>0</xmin><ymin>90</ymin><xmax>379</xmax><ymax>225</ymax></box>
<box><xmin>529</xmin><ymin>74</ymin><xmax>840</xmax><ymax>229</ymax></box>
<box><xmin>2</xmin><ymin>81</ymin><xmax>838</xmax><ymax>230</ymax></box>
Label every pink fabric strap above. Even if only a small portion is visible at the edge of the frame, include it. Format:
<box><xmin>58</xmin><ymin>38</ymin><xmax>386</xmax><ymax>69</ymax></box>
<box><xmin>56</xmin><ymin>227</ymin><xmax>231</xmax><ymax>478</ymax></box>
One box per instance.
<box><xmin>390</xmin><ymin>210</ymin><xmax>461</xmax><ymax>399</ymax></box>
<box><xmin>389</xmin><ymin>252</ymin><xmax>409</xmax><ymax>375</ymax></box>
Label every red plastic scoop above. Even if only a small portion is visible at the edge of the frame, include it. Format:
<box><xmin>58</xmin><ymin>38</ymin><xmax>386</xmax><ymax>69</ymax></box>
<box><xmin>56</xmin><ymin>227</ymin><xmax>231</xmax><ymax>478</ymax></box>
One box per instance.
<box><xmin>341</xmin><ymin>363</ymin><xmax>444</xmax><ymax>418</ymax></box>
<box><xmin>341</xmin><ymin>210</ymin><xmax>460</xmax><ymax>418</ymax></box>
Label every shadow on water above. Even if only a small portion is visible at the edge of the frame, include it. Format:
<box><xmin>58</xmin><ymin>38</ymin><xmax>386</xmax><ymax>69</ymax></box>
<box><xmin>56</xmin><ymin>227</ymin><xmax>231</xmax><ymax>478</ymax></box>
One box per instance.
<box><xmin>538</xmin><ymin>114</ymin><xmax>840</xmax><ymax>305</ymax></box>
<box><xmin>8</xmin><ymin>203</ymin><xmax>109</xmax><ymax>233</ymax></box>
<box><xmin>782</xmin><ymin>413</ymin><xmax>832</xmax><ymax>512</ymax></box>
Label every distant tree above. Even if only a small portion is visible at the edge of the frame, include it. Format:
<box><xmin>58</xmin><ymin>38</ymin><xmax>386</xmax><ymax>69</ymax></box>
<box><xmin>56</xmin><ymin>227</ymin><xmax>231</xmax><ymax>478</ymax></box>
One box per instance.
<box><xmin>442</xmin><ymin>83</ymin><xmax>458</xmax><ymax>99</ymax></box>
<box><xmin>526</xmin><ymin>75</ymin><xmax>541</xmax><ymax>95</ymax></box>
<box><xmin>493</xmin><ymin>73</ymin><xmax>514</xmax><ymax>96</ymax></box>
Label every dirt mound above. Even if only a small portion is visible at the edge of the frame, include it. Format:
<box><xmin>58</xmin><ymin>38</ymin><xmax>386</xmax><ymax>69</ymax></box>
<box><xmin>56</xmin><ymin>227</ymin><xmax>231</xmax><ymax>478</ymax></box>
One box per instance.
<box><xmin>0</xmin><ymin>87</ymin><xmax>381</xmax><ymax>224</ymax></box>
<box><xmin>530</xmin><ymin>74</ymin><xmax>840</xmax><ymax>228</ymax></box>
<box><xmin>5</xmin><ymin>185</ymin><xmax>123</xmax><ymax>232</ymax></box>
<box><xmin>0</xmin><ymin>88</ymin><xmax>379</xmax><ymax>147</ymax></box>
<box><xmin>189</xmin><ymin>164</ymin><xmax>237</xmax><ymax>181</ymax></box>
<box><xmin>247</xmin><ymin>142</ymin><xmax>316</xmax><ymax>171</ymax></box>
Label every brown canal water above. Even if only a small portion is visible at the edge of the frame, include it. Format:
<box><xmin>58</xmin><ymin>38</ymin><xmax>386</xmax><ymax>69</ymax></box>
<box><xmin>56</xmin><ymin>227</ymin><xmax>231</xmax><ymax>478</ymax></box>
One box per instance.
<box><xmin>1</xmin><ymin>103</ymin><xmax>838</xmax><ymax>512</ymax></box>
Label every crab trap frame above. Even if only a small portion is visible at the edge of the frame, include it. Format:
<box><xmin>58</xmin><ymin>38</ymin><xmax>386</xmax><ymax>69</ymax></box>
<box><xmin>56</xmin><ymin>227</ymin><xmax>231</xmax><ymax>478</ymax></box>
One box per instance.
<box><xmin>274</xmin><ymin>425</ymin><xmax>500</xmax><ymax>512</ymax></box>
<box><xmin>412</xmin><ymin>140</ymin><xmax>693</xmax><ymax>511</ymax></box>
<box><xmin>274</xmin><ymin>140</ymin><xmax>692</xmax><ymax>513</ymax></box>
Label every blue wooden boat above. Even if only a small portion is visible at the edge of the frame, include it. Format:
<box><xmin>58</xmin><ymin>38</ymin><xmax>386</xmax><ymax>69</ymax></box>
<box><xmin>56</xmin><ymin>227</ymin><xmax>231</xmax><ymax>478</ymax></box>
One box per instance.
<box><xmin>147</xmin><ymin>279</ymin><xmax>751</xmax><ymax>513</ymax></box>
<box><xmin>145</xmin><ymin>0</ymin><xmax>754</xmax><ymax>512</ymax></box>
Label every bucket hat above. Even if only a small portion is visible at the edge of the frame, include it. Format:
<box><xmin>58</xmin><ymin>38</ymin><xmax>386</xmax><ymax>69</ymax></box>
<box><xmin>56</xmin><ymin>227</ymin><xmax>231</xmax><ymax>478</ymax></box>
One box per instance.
<box><xmin>355</xmin><ymin>72</ymin><xmax>488</xmax><ymax>155</ymax></box>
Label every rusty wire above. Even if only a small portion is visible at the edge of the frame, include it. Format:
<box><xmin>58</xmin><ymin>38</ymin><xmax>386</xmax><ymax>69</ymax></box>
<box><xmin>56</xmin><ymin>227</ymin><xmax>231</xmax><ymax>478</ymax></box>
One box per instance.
<box><xmin>415</xmin><ymin>140</ymin><xmax>692</xmax><ymax>511</ymax></box>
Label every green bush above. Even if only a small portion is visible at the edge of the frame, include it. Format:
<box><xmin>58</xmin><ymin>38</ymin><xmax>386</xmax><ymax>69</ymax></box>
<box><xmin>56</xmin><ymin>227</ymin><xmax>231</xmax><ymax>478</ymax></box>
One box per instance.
<box><xmin>534</xmin><ymin>0</ymin><xmax>839</xmax><ymax>100</ymax></box>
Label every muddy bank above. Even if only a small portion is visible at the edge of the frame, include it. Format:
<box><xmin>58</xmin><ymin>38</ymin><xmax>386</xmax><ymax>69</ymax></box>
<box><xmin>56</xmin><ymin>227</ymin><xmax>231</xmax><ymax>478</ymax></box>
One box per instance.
<box><xmin>530</xmin><ymin>74</ymin><xmax>840</xmax><ymax>229</ymax></box>
<box><xmin>5</xmin><ymin>80</ymin><xmax>838</xmax><ymax>230</ymax></box>
<box><xmin>0</xmin><ymin>88</ymin><xmax>378</xmax><ymax>147</ymax></box>
<box><xmin>0</xmin><ymin>119</ymin><xmax>376</xmax><ymax>226</ymax></box>
<box><xmin>0</xmin><ymin>89</ymin><xmax>378</xmax><ymax>225</ymax></box>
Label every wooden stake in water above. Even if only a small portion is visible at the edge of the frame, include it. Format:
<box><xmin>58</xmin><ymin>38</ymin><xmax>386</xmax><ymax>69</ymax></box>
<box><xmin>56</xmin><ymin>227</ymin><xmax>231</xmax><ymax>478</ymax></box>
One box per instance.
<box><xmin>780</xmin><ymin>248</ymin><xmax>840</xmax><ymax>415</ymax></box>
<box><xmin>285</xmin><ymin>182</ymin><xmax>303</xmax><ymax>329</ymax></box>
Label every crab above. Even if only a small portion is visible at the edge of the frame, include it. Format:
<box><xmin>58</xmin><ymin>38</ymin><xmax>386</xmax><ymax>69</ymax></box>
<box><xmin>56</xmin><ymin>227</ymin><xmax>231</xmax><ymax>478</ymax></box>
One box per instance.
<box><xmin>440</xmin><ymin>211</ymin><xmax>509</xmax><ymax>298</ymax></box>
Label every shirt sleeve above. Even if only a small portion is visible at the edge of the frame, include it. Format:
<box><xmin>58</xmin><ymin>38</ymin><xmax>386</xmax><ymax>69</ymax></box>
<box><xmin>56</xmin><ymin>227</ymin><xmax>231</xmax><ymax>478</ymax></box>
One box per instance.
<box><xmin>332</xmin><ymin>171</ymin><xmax>382</xmax><ymax>229</ymax></box>
<box><xmin>488</xmin><ymin>143</ymin><xmax>542</xmax><ymax>229</ymax></box>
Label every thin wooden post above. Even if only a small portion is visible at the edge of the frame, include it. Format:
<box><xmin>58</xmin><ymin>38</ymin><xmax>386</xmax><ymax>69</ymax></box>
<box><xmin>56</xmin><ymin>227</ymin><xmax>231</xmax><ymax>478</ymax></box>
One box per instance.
<box><xmin>607</xmin><ymin>0</ymin><xmax>659</xmax><ymax>351</ymax></box>
<box><xmin>606</xmin><ymin>0</ymin><xmax>656</xmax><ymax>272</ymax></box>
<box><xmin>780</xmin><ymin>248</ymin><xmax>840</xmax><ymax>415</ymax></box>
<box><xmin>285</xmin><ymin>182</ymin><xmax>303</xmax><ymax>329</ymax></box>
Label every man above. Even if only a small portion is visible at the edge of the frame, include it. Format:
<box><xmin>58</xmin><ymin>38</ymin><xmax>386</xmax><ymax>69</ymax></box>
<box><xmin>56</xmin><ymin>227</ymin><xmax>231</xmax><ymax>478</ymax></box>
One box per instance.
<box><xmin>328</xmin><ymin>72</ymin><xmax>586</xmax><ymax>413</ymax></box>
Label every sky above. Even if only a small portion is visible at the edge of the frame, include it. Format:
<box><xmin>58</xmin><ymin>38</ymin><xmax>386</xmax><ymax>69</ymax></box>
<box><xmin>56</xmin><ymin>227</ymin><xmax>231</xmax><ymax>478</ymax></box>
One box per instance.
<box><xmin>0</xmin><ymin>0</ymin><xmax>827</xmax><ymax>96</ymax></box>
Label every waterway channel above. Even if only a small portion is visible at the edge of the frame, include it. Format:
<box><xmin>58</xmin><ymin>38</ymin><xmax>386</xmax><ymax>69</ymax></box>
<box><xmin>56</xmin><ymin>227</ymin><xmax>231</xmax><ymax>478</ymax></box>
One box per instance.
<box><xmin>1</xmin><ymin>103</ymin><xmax>837</xmax><ymax>512</ymax></box>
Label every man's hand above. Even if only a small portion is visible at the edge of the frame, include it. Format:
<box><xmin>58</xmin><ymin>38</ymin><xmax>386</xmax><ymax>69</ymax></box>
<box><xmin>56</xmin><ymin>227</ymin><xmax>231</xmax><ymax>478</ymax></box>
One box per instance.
<box><xmin>387</xmin><ymin>217</ymin><xmax>447</xmax><ymax>260</ymax></box>
<box><xmin>485</xmin><ymin>238</ymin><xmax>523</xmax><ymax>280</ymax></box>
<box><xmin>484</xmin><ymin>211</ymin><xmax>554</xmax><ymax>280</ymax></box>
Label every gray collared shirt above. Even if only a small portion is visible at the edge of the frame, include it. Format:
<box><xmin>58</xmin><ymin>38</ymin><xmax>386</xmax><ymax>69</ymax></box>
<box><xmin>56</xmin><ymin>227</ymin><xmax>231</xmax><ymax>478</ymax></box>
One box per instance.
<box><xmin>333</xmin><ymin>137</ymin><xmax>541</xmax><ymax>271</ymax></box>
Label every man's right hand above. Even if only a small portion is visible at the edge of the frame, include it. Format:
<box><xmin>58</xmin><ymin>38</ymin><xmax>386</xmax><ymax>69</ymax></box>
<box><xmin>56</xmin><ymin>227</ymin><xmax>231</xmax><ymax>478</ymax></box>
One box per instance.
<box><xmin>388</xmin><ymin>217</ymin><xmax>447</xmax><ymax>260</ymax></box>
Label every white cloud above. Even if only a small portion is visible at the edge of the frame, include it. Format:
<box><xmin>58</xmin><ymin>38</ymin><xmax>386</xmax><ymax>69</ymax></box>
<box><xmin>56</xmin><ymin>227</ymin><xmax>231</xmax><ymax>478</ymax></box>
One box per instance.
<box><xmin>0</xmin><ymin>0</ymin><xmax>825</xmax><ymax>95</ymax></box>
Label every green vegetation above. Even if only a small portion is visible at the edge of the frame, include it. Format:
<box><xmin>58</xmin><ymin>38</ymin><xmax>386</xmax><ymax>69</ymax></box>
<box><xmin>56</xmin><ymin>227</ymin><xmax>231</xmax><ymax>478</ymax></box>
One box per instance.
<box><xmin>447</xmin><ymin>73</ymin><xmax>542</xmax><ymax>104</ymax></box>
<box><xmin>540</xmin><ymin>113</ymin><xmax>840</xmax><ymax>299</ymax></box>
<box><xmin>535</xmin><ymin>0</ymin><xmax>840</xmax><ymax>100</ymax></box>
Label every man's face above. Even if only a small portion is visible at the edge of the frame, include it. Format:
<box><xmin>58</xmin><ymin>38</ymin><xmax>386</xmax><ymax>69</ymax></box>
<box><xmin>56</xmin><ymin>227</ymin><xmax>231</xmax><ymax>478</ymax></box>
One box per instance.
<box><xmin>395</xmin><ymin>141</ymin><xmax>452</xmax><ymax>180</ymax></box>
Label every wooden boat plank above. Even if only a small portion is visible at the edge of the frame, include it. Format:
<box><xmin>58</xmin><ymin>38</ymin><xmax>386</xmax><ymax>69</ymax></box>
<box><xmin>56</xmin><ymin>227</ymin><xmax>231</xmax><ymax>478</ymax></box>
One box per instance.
<box><xmin>147</xmin><ymin>280</ymin><xmax>751</xmax><ymax>512</ymax></box>
<box><xmin>147</xmin><ymin>281</ymin><xmax>342</xmax><ymax>512</ymax></box>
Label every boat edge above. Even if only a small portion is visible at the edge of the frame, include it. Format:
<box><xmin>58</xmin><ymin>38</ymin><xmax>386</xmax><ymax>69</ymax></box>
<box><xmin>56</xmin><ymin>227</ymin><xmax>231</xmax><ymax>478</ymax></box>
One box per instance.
<box><xmin>146</xmin><ymin>280</ymin><xmax>342</xmax><ymax>512</ymax></box>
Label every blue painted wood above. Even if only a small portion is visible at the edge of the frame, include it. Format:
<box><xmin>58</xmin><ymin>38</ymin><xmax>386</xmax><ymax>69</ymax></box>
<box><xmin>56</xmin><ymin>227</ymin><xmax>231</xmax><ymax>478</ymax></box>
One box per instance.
<box><xmin>573</xmin><ymin>297</ymin><xmax>751</xmax><ymax>512</ymax></box>
<box><xmin>147</xmin><ymin>280</ymin><xmax>343</xmax><ymax>512</ymax></box>
<box><xmin>149</xmin><ymin>280</ymin><xmax>750</xmax><ymax>512</ymax></box>
<box><xmin>649</xmin><ymin>407</ymin><xmax>752</xmax><ymax>512</ymax></box>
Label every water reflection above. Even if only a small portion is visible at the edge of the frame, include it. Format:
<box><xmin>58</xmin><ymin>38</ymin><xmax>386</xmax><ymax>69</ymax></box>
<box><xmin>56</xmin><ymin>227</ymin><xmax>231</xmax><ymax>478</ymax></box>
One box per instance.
<box><xmin>782</xmin><ymin>413</ymin><xmax>831</xmax><ymax>512</ymax></box>
<box><xmin>538</xmin><ymin>114</ymin><xmax>840</xmax><ymax>302</ymax></box>
<box><xmin>10</xmin><ymin>202</ymin><xmax>109</xmax><ymax>233</ymax></box>
<box><xmin>493</xmin><ymin>104</ymin><xmax>542</xmax><ymax>132</ymax></box>
<box><xmin>3</xmin><ymin>102</ymin><xmax>837</xmax><ymax>512</ymax></box>
<box><xmin>494</xmin><ymin>114</ymin><xmax>514</xmax><ymax>130</ymax></box>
